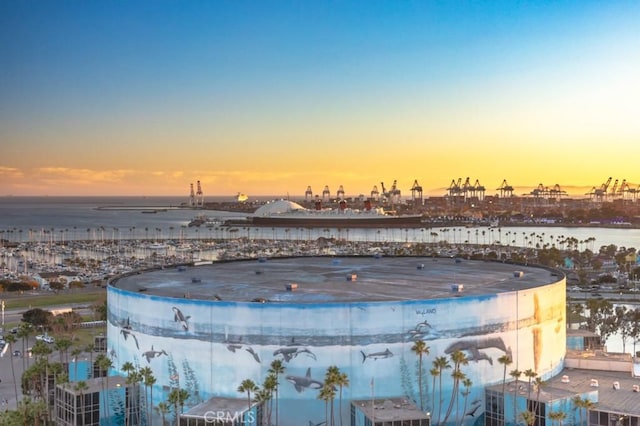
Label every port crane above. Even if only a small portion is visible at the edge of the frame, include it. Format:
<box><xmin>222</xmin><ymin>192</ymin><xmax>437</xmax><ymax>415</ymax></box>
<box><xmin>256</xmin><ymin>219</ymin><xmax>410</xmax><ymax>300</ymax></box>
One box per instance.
<box><xmin>586</xmin><ymin>177</ymin><xmax>611</xmax><ymax>202</ymax></box>
<box><xmin>410</xmin><ymin>179</ymin><xmax>423</xmax><ymax>205</ymax></box>
<box><xmin>195</xmin><ymin>180</ymin><xmax>204</xmax><ymax>207</ymax></box>
<box><xmin>472</xmin><ymin>179</ymin><xmax>486</xmax><ymax>201</ymax></box>
<box><xmin>188</xmin><ymin>183</ymin><xmax>196</xmax><ymax>207</ymax></box>
<box><xmin>370</xmin><ymin>185</ymin><xmax>380</xmax><ymax>200</ymax></box>
<box><xmin>448</xmin><ymin>178</ymin><xmax>462</xmax><ymax>200</ymax></box>
<box><xmin>305</xmin><ymin>186</ymin><xmax>313</xmax><ymax>201</ymax></box>
<box><xmin>380</xmin><ymin>180</ymin><xmax>401</xmax><ymax>205</ymax></box>
<box><xmin>497</xmin><ymin>179</ymin><xmax>514</xmax><ymax>198</ymax></box>
<box><xmin>609</xmin><ymin>179</ymin><xmax>619</xmax><ymax>200</ymax></box>
<box><xmin>618</xmin><ymin>179</ymin><xmax>630</xmax><ymax>200</ymax></box>
<box><xmin>322</xmin><ymin>185</ymin><xmax>331</xmax><ymax>201</ymax></box>
<box><xmin>549</xmin><ymin>184</ymin><xmax>567</xmax><ymax>201</ymax></box>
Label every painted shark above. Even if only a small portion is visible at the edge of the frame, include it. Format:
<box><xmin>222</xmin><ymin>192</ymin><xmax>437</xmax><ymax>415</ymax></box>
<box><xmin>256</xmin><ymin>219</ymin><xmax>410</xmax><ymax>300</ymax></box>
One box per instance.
<box><xmin>360</xmin><ymin>348</ymin><xmax>393</xmax><ymax>363</ymax></box>
<box><xmin>285</xmin><ymin>368</ymin><xmax>324</xmax><ymax>393</ymax></box>
<box><xmin>172</xmin><ymin>307</ymin><xmax>191</xmax><ymax>331</ymax></box>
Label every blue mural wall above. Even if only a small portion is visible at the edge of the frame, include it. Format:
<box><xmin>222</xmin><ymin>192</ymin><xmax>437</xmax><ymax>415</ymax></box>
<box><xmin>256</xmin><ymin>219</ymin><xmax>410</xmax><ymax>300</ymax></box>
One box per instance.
<box><xmin>107</xmin><ymin>274</ymin><xmax>566</xmax><ymax>425</ymax></box>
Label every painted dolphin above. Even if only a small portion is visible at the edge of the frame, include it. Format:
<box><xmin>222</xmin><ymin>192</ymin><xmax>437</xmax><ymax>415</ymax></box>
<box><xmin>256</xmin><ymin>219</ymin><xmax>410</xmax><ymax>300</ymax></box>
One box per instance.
<box><xmin>285</xmin><ymin>368</ymin><xmax>324</xmax><ymax>393</ymax></box>
<box><xmin>361</xmin><ymin>348</ymin><xmax>393</xmax><ymax>363</ymax></box>
<box><xmin>245</xmin><ymin>346</ymin><xmax>261</xmax><ymax>363</ymax></box>
<box><xmin>172</xmin><ymin>307</ymin><xmax>191</xmax><ymax>331</ymax></box>
<box><xmin>142</xmin><ymin>345</ymin><xmax>168</xmax><ymax>363</ymax></box>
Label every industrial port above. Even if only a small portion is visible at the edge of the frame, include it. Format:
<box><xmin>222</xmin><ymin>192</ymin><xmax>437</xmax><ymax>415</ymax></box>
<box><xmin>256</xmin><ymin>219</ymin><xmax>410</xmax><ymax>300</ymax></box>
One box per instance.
<box><xmin>184</xmin><ymin>176</ymin><xmax>640</xmax><ymax>227</ymax></box>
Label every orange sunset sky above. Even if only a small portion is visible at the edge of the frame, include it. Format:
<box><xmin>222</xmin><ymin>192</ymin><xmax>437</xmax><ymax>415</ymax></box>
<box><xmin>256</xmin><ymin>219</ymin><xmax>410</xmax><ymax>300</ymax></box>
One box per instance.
<box><xmin>1</xmin><ymin>1</ymin><xmax>639</xmax><ymax>198</ymax></box>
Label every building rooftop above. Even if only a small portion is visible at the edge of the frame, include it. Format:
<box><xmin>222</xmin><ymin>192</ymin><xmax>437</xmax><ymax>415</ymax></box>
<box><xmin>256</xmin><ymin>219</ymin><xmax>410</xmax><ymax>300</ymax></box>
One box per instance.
<box><xmin>487</xmin><ymin>367</ymin><xmax>640</xmax><ymax>416</ymax></box>
<box><xmin>182</xmin><ymin>397</ymin><xmax>250</xmax><ymax>419</ymax></box>
<box><xmin>59</xmin><ymin>375</ymin><xmax>129</xmax><ymax>394</ymax></box>
<box><xmin>351</xmin><ymin>397</ymin><xmax>430</xmax><ymax>421</ymax></box>
<box><xmin>111</xmin><ymin>256</ymin><xmax>561</xmax><ymax>303</ymax></box>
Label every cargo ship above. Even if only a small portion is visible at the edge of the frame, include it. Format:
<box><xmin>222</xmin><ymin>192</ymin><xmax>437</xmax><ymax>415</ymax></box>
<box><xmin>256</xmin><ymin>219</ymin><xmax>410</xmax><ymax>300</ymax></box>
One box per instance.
<box><xmin>250</xmin><ymin>199</ymin><xmax>424</xmax><ymax>228</ymax></box>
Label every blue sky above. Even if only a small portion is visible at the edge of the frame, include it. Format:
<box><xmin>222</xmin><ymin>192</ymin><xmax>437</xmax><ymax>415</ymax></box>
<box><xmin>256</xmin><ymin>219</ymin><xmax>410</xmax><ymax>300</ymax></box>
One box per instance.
<box><xmin>1</xmin><ymin>1</ymin><xmax>639</xmax><ymax>196</ymax></box>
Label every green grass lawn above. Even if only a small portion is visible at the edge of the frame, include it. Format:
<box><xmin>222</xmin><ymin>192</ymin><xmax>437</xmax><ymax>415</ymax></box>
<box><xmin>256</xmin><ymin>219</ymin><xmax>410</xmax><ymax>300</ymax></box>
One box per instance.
<box><xmin>2</xmin><ymin>289</ymin><xmax>106</xmax><ymax>310</ymax></box>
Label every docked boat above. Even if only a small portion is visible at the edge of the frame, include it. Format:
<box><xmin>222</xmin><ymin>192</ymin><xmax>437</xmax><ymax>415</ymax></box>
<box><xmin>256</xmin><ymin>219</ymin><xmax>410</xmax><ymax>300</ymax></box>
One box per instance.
<box><xmin>250</xmin><ymin>199</ymin><xmax>424</xmax><ymax>228</ymax></box>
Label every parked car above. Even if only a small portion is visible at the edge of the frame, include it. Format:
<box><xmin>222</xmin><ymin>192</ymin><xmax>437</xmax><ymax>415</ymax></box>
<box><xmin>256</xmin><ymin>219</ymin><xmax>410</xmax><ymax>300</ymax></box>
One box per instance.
<box><xmin>35</xmin><ymin>334</ymin><xmax>54</xmax><ymax>344</ymax></box>
<box><xmin>13</xmin><ymin>350</ymin><xmax>22</xmax><ymax>357</ymax></box>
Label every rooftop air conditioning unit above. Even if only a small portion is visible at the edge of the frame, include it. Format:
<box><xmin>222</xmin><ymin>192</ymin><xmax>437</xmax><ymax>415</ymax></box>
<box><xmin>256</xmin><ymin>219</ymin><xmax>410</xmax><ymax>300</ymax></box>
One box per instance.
<box><xmin>633</xmin><ymin>385</ymin><xmax>639</xmax><ymax>392</ymax></box>
<box><xmin>514</xmin><ymin>271</ymin><xmax>524</xmax><ymax>278</ymax></box>
<box><xmin>590</xmin><ymin>379</ymin><xmax>599</xmax><ymax>387</ymax></box>
<box><xmin>561</xmin><ymin>375</ymin><xmax>570</xmax><ymax>383</ymax></box>
<box><xmin>613</xmin><ymin>381</ymin><xmax>620</xmax><ymax>390</ymax></box>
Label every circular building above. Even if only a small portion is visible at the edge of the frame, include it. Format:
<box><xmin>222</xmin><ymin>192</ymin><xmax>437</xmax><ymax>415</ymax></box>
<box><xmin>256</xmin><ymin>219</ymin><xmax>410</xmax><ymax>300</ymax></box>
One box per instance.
<box><xmin>107</xmin><ymin>256</ymin><xmax>566</xmax><ymax>425</ymax></box>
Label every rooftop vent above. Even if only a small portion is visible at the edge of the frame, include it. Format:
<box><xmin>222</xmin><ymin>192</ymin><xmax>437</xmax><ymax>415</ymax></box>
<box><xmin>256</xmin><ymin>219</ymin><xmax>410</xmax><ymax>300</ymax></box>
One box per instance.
<box><xmin>613</xmin><ymin>381</ymin><xmax>620</xmax><ymax>390</ymax></box>
<box><xmin>451</xmin><ymin>284</ymin><xmax>464</xmax><ymax>293</ymax></box>
<box><xmin>561</xmin><ymin>375</ymin><xmax>570</xmax><ymax>383</ymax></box>
<box><xmin>633</xmin><ymin>385</ymin><xmax>639</xmax><ymax>392</ymax></box>
<box><xmin>590</xmin><ymin>379</ymin><xmax>599</xmax><ymax>387</ymax></box>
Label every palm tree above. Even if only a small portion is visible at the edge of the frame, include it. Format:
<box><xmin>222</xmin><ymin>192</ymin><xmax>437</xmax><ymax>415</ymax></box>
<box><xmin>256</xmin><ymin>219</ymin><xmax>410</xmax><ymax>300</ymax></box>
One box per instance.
<box><xmin>510</xmin><ymin>369</ymin><xmax>522</xmax><ymax>425</ymax></box>
<box><xmin>524</xmin><ymin>369</ymin><xmax>537</xmax><ymax>402</ymax></box>
<box><xmin>167</xmin><ymin>388</ymin><xmax>190</xmax><ymax>425</ymax></box>
<box><xmin>332</xmin><ymin>369</ymin><xmax>349</xmax><ymax>426</ymax></box>
<box><xmin>71</xmin><ymin>347</ymin><xmax>82</xmax><ymax>380</ymax></box>
<box><xmin>253</xmin><ymin>387</ymin><xmax>272</xmax><ymax>426</ymax></box>
<box><xmin>268</xmin><ymin>359</ymin><xmax>285</xmax><ymax>425</ymax></box>
<box><xmin>17</xmin><ymin>323</ymin><xmax>33</xmax><ymax>370</ymax></box>
<box><xmin>74</xmin><ymin>380</ymin><xmax>89</xmax><ymax>426</ymax></box>
<box><xmin>121</xmin><ymin>362</ymin><xmax>136</xmax><ymax>426</ymax></box>
<box><xmin>125</xmin><ymin>368</ymin><xmax>142</xmax><ymax>426</ymax></box>
<box><xmin>4</xmin><ymin>334</ymin><xmax>20</xmax><ymax>404</ymax></box>
<box><xmin>263</xmin><ymin>374</ymin><xmax>278</xmax><ymax>425</ymax></box>
<box><xmin>155</xmin><ymin>401</ymin><xmax>170</xmax><ymax>426</ymax></box>
<box><xmin>497</xmin><ymin>354</ymin><xmax>512</xmax><ymax>423</ymax></box>
<box><xmin>54</xmin><ymin>336</ymin><xmax>73</xmax><ymax>365</ymax></box>
<box><xmin>85</xmin><ymin>343</ymin><xmax>95</xmax><ymax>378</ymax></box>
<box><xmin>442</xmin><ymin>349</ymin><xmax>468</xmax><ymax>425</ymax></box>
<box><xmin>411</xmin><ymin>339</ymin><xmax>430</xmax><ymax>410</ymax></box>
<box><xmin>572</xmin><ymin>396</ymin><xmax>594</xmax><ymax>426</ymax></box>
<box><xmin>460</xmin><ymin>377</ymin><xmax>473</xmax><ymax>426</ymax></box>
<box><xmin>533</xmin><ymin>376</ymin><xmax>545</xmax><ymax>418</ymax></box>
<box><xmin>96</xmin><ymin>354</ymin><xmax>113</xmax><ymax>424</ymax></box>
<box><xmin>317</xmin><ymin>383</ymin><xmax>336</xmax><ymax>426</ymax></box>
<box><xmin>140</xmin><ymin>366</ymin><xmax>156</xmax><ymax>425</ymax></box>
<box><xmin>429</xmin><ymin>366</ymin><xmax>439</xmax><ymax>423</ymax></box>
<box><xmin>549</xmin><ymin>410</ymin><xmax>567</xmax><ymax>426</ymax></box>
<box><xmin>520</xmin><ymin>409</ymin><xmax>536</xmax><ymax>426</ymax></box>
<box><xmin>433</xmin><ymin>356</ymin><xmax>451</xmax><ymax>424</ymax></box>
<box><xmin>237</xmin><ymin>379</ymin><xmax>258</xmax><ymax>422</ymax></box>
